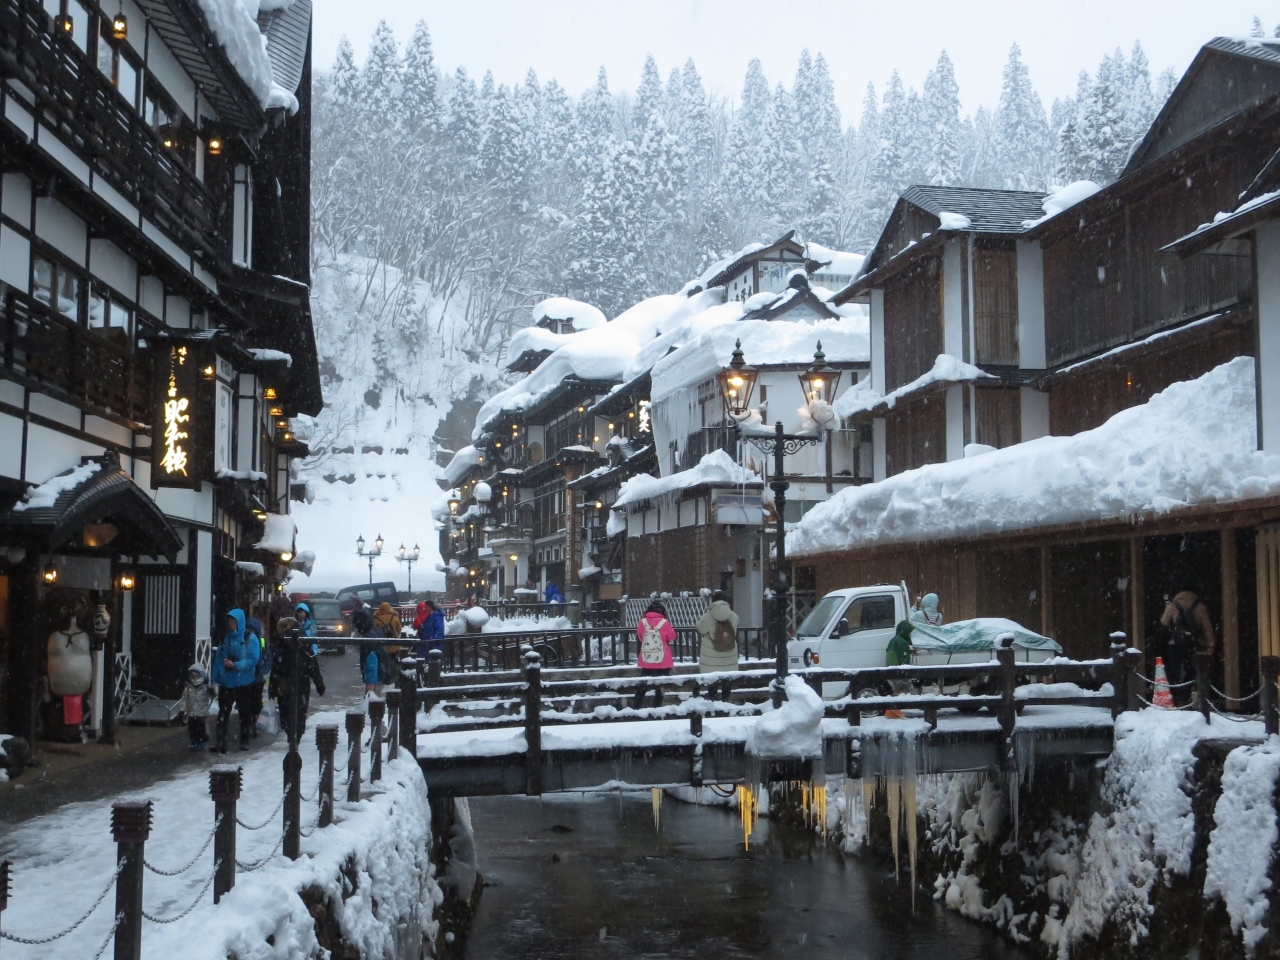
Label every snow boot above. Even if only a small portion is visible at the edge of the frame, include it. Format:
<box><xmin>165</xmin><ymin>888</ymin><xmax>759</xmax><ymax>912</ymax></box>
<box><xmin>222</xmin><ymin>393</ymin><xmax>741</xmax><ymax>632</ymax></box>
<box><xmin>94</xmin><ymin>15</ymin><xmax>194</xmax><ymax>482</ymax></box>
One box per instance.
<box><xmin>239</xmin><ymin>720</ymin><xmax>251</xmax><ymax>751</ymax></box>
<box><xmin>215</xmin><ymin>717</ymin><xmax>228</xmax><ymax>754</ymax></box>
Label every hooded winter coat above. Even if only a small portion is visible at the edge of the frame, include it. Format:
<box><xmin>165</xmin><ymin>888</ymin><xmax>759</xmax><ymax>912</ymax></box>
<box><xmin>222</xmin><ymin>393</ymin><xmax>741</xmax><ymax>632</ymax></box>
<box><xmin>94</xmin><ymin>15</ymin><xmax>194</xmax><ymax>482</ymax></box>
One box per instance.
<box><xmin>635</xmin><ymin>611</ymin><xmax>676</xmax><ymax>671</ymax></box>
<box><xmin>695</xmin><ymin>601</ymin><xmax>740</xmax><ymax>674</ymax></box>
<box><xmin>886</xmin><ymin>620</ymin><xmax>913</xmax><ymax>667</ymax></box>
<box><xmin>373</xmin><ymin>602</ymin><xmax>404</xmax><ymax>653</ymax></box>
<box><xmin>294</xmin><ymin>602</ymin><xmax>318</xmax><ymax>637</ymax></box>
<box><xmin>181</xmin><ymin>663</ymin><xmax>214</xmax><ymax>716</ymax></box>
<box><xmin>909</xmin><ymin>593</ymin><xmax>943</xmax><ymax>627</ymax></box>
<box><xmin>211</xmin><ymin>609</ymin><xmax>260</xmax><ymax>688</ymax></box>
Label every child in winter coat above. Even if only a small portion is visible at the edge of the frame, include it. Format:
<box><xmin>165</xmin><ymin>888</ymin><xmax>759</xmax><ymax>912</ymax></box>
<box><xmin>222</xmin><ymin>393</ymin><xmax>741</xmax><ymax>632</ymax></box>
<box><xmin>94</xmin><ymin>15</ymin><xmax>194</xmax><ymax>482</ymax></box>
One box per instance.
<box><xmin>633</xmin><ymin>600</ymin><xmax>676</xmax><ymax>709</ymax></box>
<box><xmin>181</xmin><ymin>663</ymin><xmax>214</xmax><ymax>750</ymax></box>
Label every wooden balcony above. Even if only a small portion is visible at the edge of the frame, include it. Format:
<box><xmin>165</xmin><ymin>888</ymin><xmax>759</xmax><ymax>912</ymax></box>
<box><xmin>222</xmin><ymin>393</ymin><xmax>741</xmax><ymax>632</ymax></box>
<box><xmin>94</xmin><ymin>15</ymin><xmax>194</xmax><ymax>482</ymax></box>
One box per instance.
<box><xmin>1</xmin><ymin>285</ymin><xmax>150</xmax><ymax>425</ymax></box>
<box><xmin>0</xmin><ymin>0</ymin><xmax>224</xmax><ymax>264</ymax></box>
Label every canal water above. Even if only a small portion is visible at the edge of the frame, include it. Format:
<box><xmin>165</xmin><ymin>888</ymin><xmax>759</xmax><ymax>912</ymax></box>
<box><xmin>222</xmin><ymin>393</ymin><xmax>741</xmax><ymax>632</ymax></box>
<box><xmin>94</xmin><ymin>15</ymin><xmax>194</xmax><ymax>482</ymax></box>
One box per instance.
<box><xmin>462</xmin><ymin>791</ymin><xmax>1029</xmax><ymax>960</ymax></box>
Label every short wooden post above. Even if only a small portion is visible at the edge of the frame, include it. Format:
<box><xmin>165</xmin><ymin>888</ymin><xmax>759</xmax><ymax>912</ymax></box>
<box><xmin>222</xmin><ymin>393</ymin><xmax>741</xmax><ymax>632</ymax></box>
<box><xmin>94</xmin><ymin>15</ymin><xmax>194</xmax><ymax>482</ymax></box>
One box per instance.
<box><xmin>996</xmin><ymin>634</ymin><xmax>1017</xmax><ymax>772</ymax></box>
<box><xmin>384</xmin><ymin>688</ymin><xmax>401</xmax><ymax>757</ymax></box>
<box><xmin>209</xmin><ymin>766</ymin><xmax>240</xmax><ymax>904</ymax></box>
<box><xmin>315</xmin><ymin>725</ymin><xmax>338</xmax><ymax>828</ymax></box>
<box><xmin>1195</xmin><ymin>650</ymin><xmax>1213</xmax><ymax>724</ymax></box>
<box><xmin>397</xmin><ymin>671</ymin><xmax>417</xmax><ymax>759</ymax></box>
<box><xmin>426</xmin><ymin>648</ymin><xmax>443</xmax><ymax>688</ymax></box>
<box><xmin>845</xmin><ymin>701</ymin><xmax>860</xmax><ymax>727</ymax></box>
<box><xmin>345</xmin><ymin>710</ymin><xmax>364</xmax><ymax>803</ymax></box>
<box><xmin>112</xmin><ymin>799</ymin><xmax>151</xmax><ymax>960</ymax></box>
<box><xmin>1263</xmin><ymin>657</ymin><xmax>1280</xmax><ymax>736</ymax></box>
<box><xmin>524</xmin><ymin>650</ymin><xmax>543</xmax><ymax>796</ymax></box>
<box><xmin>1</xmin><ymin>858</ymin><xmax>11</xmax><ymax>952</ymax></box>
<box><xmin>1110</xmin><ymin>633</ymin><xmax>1133</xmax><ymax>719</ymax></box>
<box><xmin>368</xmin><ymin>698</ymin><xmax>385</xmax><ymax>783</ymax></box>
<box><xmin>282</xmin><ymin>631</ymin><xmax>303</xmax><ymax>861</ymax></box>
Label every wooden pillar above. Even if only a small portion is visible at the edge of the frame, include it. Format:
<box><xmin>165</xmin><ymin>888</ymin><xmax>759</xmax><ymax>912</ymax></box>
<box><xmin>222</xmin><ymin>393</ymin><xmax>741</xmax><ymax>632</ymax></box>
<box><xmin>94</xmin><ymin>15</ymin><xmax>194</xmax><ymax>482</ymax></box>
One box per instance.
<box><xmin>1039</xmin><ymin>544</ymin><xmax>1053</xmax><ymax>639</ymax></box>
<box><xmin>1129</xmin><ymin>536</ymin><xmax>1145</xmax><ymax>657</ymax></box>
<box><xmin>1220</xmin><ymin>528</ymin><xmax>1239</xmax><ymax>705</ymax></box>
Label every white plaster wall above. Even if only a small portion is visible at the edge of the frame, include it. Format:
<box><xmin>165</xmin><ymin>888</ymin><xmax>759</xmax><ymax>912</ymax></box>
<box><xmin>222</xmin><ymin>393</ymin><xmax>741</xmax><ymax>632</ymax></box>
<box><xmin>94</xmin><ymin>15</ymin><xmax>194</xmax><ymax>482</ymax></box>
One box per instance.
<box><xmin>1017</xmin><ymin>240</ymin><xmax>1047</xmax><ymax>368</ymax></box>
<box><xmin>946</xmin><ymin>385</ymin><xmax>965</xmax><ymax>460</ymax></box>
<box><xmin>943</xmin><ymin>238</ymin><xmax>964</xmax><ymax>359</ymax></box>
<box><xmin>1020</xmin><ymin>387</ymin><xmax>1051</xmax><ymax>442</ymax></box>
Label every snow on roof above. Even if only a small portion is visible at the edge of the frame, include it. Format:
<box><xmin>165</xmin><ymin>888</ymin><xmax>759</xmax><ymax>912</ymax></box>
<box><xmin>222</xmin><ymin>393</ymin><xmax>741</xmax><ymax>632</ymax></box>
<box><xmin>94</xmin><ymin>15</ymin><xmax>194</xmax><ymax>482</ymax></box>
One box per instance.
<box><xmin>532</xmin><ymin>297</ymin><xmax>607</xmax><ymax>331</ymax></box>
<box><xmin>254</xmin><ymin>512</ymin><xmax>297</xmax><ymax>553</ymax></box>
<box><xmin>680</xmin><ymin>242</ymin><xmax>766</xmax><ymax>295</ymax></box>
<box><xmin>834</xmin><ymin>354</ymin><xmax>992</xmax><ymax>419</ymax></box>
<box><xmin>474</xmin><ymin>293</ymin><xmax>706</xmax><ymax>438</ymax></box>
<box><xmin>937</xmin><ymin>211</ymin><xmax>973</xmax><ymax>231</ymax></box>
<box><xmin>649</xmin><ymin>315</ymin><xmax>871</xmax><ymax>407</ymax></box>
<box><xmin>443</xmin><ymin>445</ymin><xmax>484</xmax><ymax>487</ymax></box>
<box><xmin>235</xmin><ymin>560</ymin><xmax>266</xmax><ymax>576</ymax></box>
<box><xmin>611</xmin><ymin>449</ymin><xmax>759</xmax><ymax>516</ymax></box>
<box><xmin>790</xmin><ymin>357</ymin><xmax>1280</xmax><ymax>557</ymax></box>
<box><xmin>1021</xmin><ymin>181</ymin><xmax>1102</xmax><ymax>229</ymax></box>
<box><xmin>1168</xmin><ymin>189</ymin><xmax>1280</xmax><ymax>248</ymax></box>
<box><xmin>12</xmin><ymin>462</ymin><xmax>102</xmax><ymax>512</ymax></box>
<box><xmin>248</xmin><ymin>348</ymin><xmax>293</xmax><ymax>366</ymax></box>
<box><xmin>806</xmin><ymin>243</ymin><xmax>865</xmax><ymax>279</ymax></box>
<box><xmin>194</xmin><ymin>0</ymin><xmax>275</xmax><ymax>107</ymax></box>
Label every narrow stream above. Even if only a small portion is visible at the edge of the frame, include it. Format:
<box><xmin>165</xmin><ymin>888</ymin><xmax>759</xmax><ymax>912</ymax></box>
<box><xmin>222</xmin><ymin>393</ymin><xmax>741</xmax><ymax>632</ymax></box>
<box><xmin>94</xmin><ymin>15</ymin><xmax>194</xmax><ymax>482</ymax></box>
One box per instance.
<box><xmin>461</xmin><ymin>792</ymin><xmax>1029</xmax><ymax>959</ymax></box>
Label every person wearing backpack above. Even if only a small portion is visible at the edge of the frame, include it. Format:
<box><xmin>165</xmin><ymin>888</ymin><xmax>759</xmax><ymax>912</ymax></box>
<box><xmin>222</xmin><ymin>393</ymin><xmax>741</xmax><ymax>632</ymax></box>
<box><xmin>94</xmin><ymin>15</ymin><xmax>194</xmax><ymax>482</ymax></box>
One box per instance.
<box><xmin>373</xmin><ymin>602</ymin><xmax>404</xmax><ymax>687</ymax></box>
<box><xmin>696</xmin><ymin>591</ymin><xmax>740</xmax><ymax>675</ymax></box>
<box><xmin>633</xmin><ymin>600</ymin><xmax>676</xmax><ymax>709</ymax></box>
<box><xmin>1159</xmin><ymin>586</ymin><xmax>1216</xmax><ymax>699</ymax></box>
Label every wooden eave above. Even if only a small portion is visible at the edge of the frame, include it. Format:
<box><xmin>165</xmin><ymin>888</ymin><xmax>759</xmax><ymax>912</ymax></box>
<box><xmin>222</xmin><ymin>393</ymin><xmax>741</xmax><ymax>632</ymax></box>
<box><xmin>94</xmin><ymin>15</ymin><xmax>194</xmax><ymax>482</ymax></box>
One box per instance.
<box><xmin>1035</xmin><ymin>305</ymin><xmax>1252</xmax><ymax>388</ymax></box>
<box><xmin>834</xmin><ymin>232</ymin><xmax>949</xmax><ymax>303</ymax></box>
<box><xmin>133</xmin><ymin>0</ymin><xmax>266</xmax><ymax>131</ymax></box>
<box><xmin>1161</xmin><ymin>194</ymin><xmax>1280</xmax><ymax>257</ymax></box>
<box><xmin>1025</xmin><ymin>97</ymin><xmax>1280</xmax><ymax>246</ymax></box>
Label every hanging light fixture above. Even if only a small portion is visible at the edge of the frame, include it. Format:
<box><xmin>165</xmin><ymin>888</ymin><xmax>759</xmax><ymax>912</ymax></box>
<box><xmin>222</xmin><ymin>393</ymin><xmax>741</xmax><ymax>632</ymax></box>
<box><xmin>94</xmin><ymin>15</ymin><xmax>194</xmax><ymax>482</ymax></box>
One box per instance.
<box><xmin>207</xmin><ymin>136</ymin><xmax>223</xmax><ymax>156</ymax></box>
<box><xmin>280</xmin><ymin>550</ymin><xmax>294</xmax><ymax>563</ymax></box>
<box><xmin>117</xmin><ymin>570</ymin><xmax>136</xmax><ymax>591</ymax></box>
<box><xmin>717</xmin><ymin>339</ymin><xmax>758</xmax><ymax>420</ymax></box>
<box><xmin>111</xmin><ymin>9</ymin><xmax>127</xmax><ymax>39</ymax></box>
<box><xmin>42</xmin><ymin>563</ymin><xmax>59</xmax><ymax>584</ymax></box>
<box><xmin>55</xmin><ymin>13</ymin><xmax>73</xmax><ymax>33</ymax></box>
<box><xmin>447</xmin><ymin>490</ymin><xmax>462</xmax><ymax>516</ymax></box>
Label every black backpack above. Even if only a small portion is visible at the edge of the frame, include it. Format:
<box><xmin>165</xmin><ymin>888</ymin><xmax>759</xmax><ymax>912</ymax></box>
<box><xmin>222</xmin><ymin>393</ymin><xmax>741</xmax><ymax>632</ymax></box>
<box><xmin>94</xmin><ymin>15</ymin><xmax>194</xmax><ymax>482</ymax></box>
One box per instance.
<box><xmin>1169</xmin><ymin>599</ymin><xmax>1202</xmax><ymax>651</ymax></box>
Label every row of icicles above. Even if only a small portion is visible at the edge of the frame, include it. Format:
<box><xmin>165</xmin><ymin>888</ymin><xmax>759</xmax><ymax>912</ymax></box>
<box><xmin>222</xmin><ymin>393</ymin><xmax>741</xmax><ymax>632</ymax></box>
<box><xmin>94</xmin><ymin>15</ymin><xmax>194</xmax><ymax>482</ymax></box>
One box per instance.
<box><xmin>649</xmin><ymin>777</ymin><xmax>917</xmax><ymax>906</ymax></box>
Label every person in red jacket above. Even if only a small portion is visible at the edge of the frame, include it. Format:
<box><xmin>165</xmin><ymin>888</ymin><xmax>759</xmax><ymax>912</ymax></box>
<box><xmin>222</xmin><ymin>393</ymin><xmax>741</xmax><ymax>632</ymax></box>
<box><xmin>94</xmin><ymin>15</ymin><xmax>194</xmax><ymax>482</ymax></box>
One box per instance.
<box><xmin>633</xmin><ymin>600</ymin><xmax>675</xmax><ymax>709</ymax></box>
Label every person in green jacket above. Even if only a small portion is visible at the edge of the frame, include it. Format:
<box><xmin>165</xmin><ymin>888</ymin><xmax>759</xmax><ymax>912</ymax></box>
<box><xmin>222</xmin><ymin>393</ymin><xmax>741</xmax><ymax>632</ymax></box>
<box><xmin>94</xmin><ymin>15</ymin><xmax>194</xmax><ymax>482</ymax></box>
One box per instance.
<box><xmin>886</xmin><ymin>619</ymin><xmax>913</xmax><ymax>667</ymax></box>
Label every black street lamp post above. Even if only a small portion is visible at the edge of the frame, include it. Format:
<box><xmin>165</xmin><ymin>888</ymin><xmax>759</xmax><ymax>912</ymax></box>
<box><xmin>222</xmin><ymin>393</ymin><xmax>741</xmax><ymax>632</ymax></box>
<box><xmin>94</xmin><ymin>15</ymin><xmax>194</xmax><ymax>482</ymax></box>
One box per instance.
<box><xmin>356</xmin><ymin>534</ymin><xmax>384</xmax><ymax>583</ymax></box>
<box><xmin>398</xmin><ymin>543</ymin><xmax>421</xmax><ymax>592</ymax></box>
<box><xmin>719</xmin><ymin>342</ymin><xmax>842</xmax><ymax>697</ymax></box>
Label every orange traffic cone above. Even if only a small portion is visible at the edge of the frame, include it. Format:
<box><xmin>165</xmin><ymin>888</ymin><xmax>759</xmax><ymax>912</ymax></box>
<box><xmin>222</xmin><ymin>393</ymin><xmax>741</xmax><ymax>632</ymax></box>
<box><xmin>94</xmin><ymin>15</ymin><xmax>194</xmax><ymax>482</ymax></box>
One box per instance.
<box><xmin>1152</xmin><ymin>657</ymin><xmax>1174</xmax><ymax>709</ymax></box>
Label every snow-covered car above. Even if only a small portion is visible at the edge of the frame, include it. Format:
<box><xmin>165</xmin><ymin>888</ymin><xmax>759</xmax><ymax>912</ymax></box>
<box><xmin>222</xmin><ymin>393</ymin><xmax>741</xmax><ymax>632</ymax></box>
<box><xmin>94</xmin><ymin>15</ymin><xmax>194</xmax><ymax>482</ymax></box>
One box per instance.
<box><xmin>786</xmin><ymin>585</ymin><xmax>1062</xmax><ymax>698</ymax></box>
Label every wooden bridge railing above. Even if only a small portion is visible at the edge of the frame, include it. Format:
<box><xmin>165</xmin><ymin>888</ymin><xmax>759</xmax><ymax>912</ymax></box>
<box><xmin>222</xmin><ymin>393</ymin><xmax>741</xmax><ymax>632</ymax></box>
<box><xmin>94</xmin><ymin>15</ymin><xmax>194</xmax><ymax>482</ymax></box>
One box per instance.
<box><xmin>402</xmin><ymin>636</ymin><xmax>1143</xmax><ymax>790</ymax></box>
<box><xmin>431</xmin><ymin>626</ymin><xmax>770</xmax><ymax>672</ymax></box>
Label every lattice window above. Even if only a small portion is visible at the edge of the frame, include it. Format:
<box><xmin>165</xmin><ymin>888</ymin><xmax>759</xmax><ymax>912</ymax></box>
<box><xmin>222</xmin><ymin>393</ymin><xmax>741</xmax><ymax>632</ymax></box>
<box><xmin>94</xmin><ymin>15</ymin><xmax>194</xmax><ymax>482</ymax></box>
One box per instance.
<box><xmin>143</xmin><ymin>574</ymin><xmax>181</xmax><ymax>634</ymax></box>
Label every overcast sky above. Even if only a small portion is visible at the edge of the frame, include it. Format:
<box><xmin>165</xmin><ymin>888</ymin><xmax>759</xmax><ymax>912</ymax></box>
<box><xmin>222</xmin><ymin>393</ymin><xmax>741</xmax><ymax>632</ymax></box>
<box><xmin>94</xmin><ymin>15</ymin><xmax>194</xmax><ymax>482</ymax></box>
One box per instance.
<box><xmin>310</xmin><ymin>0</ymin><xmax>1271</xmax><ymax>118</ymax></box>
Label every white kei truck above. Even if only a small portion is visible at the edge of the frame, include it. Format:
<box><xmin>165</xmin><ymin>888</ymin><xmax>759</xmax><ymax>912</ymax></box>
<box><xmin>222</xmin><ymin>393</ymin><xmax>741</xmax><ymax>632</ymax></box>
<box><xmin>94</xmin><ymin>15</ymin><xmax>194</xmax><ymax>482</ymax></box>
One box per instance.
<box><xmin>784</xmin><ymin>583</ymin><xmax>1062</xmax><ymax>699</ymax></box>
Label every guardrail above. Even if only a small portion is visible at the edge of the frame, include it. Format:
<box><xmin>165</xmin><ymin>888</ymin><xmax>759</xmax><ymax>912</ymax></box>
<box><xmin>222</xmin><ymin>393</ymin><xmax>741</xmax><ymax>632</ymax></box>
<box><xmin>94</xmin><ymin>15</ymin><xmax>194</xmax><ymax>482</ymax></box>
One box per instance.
<box><xmin>399</xmin><ymin>636</ymin><xmax>1141</xmax><ymax>794</ymax></box>
<box><xmin>425</xmin><ymin>626</ymin><xmax>769</xmax><ymax>672</ymax></box>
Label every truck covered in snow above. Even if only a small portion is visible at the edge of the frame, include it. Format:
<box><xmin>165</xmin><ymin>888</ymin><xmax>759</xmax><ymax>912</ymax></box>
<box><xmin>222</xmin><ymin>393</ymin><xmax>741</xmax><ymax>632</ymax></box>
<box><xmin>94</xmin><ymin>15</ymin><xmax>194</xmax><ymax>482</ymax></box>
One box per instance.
<box><xmin>786</xmin><ymin>585</ymin><xmax>1062</xmax><ymax>699</ymax></box>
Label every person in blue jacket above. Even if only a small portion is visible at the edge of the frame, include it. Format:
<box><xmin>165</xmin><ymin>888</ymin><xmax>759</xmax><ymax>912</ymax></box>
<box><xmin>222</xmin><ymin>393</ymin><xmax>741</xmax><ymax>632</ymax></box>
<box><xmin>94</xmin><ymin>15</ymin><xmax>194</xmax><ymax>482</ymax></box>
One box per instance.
<box><xmin>295</xmin><ymin>601</ymin><xmax>319</xmax><ymax>655</ymax></box>
<box><xmin>416</xmin><ymin>600</ymin><xmax>446</xmax><ymax>656</ymax></box>
<box><xmin>211</xmin><ymin>608</ymin><xmax>260</xmax><ymax>753</ymax></box>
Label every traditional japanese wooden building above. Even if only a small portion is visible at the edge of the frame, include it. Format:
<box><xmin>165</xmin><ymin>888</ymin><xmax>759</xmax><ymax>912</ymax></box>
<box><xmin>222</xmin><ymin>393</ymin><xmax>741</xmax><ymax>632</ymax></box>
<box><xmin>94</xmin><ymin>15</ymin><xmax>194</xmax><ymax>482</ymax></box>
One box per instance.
<box><xmin>792</xmin><ymin>37</ymin><xmax>1280</xmax><ymax>701</ymax></box>
<box><xmin>0</xmin><ymin>0</ymin><xmax>320</xmax><ymax>743</ymax></box>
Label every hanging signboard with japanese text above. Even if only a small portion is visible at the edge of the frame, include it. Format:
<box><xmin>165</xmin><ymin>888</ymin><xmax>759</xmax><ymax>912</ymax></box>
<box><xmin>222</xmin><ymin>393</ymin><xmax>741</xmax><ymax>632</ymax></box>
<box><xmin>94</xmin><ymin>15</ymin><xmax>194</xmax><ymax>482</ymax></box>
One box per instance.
<box><xmin>151</xmin><ymin>343</ymin><xmax>207</xmax><ymax>488</ymax></box>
